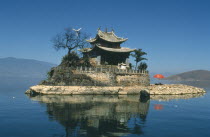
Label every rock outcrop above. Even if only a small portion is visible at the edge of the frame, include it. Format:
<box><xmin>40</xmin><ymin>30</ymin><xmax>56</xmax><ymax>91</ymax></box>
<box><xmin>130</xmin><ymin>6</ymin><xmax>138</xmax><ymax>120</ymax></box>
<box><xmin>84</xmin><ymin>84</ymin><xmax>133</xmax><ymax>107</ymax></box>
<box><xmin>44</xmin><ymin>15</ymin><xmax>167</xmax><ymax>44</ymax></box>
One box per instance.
<box><xmin>149</xmin><ymin>84</ymin><xmax>205</xmax><ymax>95</ymax></box>
<box><xmin>25</xmin><ymin>84</ymin><xmax>205</xmax><ymax>95</ymax></box>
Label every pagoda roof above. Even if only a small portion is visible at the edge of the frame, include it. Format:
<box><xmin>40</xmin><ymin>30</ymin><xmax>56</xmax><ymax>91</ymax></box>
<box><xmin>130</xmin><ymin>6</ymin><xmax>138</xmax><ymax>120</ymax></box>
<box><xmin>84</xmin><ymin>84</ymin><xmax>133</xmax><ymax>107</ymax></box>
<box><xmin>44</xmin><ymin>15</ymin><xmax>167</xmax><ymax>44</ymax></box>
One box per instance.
<box><xmin>79</xmin><ymin>45</ymin><xmax>135</xmax><ymax>53</ymax></box>
<box><xmin>87</xmin><ymin>30</ymin><xmax>128</xmax><ymax>43</ymax></box>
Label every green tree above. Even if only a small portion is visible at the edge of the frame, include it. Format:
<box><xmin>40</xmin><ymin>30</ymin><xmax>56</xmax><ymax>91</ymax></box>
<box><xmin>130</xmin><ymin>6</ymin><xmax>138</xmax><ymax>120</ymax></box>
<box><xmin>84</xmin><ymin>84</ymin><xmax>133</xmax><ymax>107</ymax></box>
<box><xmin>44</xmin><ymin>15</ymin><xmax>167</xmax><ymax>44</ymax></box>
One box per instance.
<box><xmin>60</xmin><ymin>51</ymin><xmax>80</xmax><ymax>68</ymax></box>
<box><xmin>138</xmin><ymin>62</ymin><xmax>148</xmax><ymax>72</ymax></box>
<box><xmin>52</xmin><ymin>27</ymin><xmax>90</xmax><ymax>54</ymax></box>
<box><xmin>129</xmin><ymin>63</ymin><xmax>134</xmax><ymax>69</ymax></box>
<box><xmin>131</xmin><ymin>49</ymin><xmax>147</xmax><ymax>70</ymax></box>
<box><xmin>80</xmin><ymin>54</ymin><xmax>92</xmax><ymax>67</ymax></box>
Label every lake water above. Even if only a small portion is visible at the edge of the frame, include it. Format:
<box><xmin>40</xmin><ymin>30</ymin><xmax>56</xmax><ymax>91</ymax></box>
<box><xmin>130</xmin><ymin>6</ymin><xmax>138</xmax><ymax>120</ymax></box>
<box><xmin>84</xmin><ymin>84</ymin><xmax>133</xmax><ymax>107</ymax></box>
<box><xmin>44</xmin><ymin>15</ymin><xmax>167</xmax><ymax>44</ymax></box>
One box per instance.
<box><xmin>0</xmin><ymin>78</ymin><xmax>210</xmax><ymax>137</ymax></box>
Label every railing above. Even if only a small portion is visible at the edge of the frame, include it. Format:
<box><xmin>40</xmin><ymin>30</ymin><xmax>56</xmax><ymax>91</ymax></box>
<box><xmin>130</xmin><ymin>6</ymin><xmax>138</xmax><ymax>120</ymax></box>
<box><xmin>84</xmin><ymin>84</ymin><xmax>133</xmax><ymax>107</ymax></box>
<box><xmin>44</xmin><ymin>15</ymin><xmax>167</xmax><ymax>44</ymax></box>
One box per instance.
<box><xmin>75</xmin><ymin>66</ymin><xmax>148</xmax><ymax>74</ymax></box>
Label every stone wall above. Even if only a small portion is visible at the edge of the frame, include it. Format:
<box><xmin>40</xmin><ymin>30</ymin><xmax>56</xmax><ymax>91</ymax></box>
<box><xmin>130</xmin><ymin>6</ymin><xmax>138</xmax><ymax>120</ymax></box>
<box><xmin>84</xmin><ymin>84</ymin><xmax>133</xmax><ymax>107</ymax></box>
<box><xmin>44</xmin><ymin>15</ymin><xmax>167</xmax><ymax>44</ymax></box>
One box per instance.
<box><xmin>75</xmin><ymin>70</ymin><xmax>150</xmax><ymax>86</ymax></box>
<box><xmin>81</xmin><ymin>72</ymin><xmax>115</xmax><ymax>86</ymax></box>
<box><xmin>116</xmin><ymin>73</ymin><xmax>150</xmax><ymax>86</ymax></box>
<box><xmin>43</xmin><ymin>66</ymin><xmax>150</xmax><ymax>86</ymax></box>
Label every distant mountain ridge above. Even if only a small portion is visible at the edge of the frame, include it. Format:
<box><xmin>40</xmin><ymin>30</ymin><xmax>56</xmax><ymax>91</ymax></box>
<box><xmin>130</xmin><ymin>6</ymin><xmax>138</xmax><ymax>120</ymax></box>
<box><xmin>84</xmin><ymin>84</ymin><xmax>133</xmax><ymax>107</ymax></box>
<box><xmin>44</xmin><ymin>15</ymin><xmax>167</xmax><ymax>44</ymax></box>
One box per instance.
<box><xmin>165</xmin><ymin>70</ymin><xmax>210</xmax><ymax>81</ymax></box>
<box><xmin>0</xmin><ymin>57</ymin><xmax>56</xmax><ymax>78</ymax></box>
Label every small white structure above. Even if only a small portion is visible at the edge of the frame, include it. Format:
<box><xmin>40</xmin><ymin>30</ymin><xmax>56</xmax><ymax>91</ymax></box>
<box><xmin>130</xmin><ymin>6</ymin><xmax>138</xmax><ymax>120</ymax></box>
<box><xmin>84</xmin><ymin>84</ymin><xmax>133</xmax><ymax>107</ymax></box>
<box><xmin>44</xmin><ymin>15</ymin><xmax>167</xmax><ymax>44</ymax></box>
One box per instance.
<box><xmin>118</xmin><ymin>63</ymin><xmax>127</xmax><ymax>70</ymax></box>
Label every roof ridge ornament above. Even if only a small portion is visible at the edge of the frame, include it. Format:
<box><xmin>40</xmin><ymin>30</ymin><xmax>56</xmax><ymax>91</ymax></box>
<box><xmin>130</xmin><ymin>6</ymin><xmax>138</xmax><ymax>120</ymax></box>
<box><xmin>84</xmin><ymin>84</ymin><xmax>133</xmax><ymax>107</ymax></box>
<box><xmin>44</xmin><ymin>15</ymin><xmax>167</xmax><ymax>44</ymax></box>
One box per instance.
<box><xmin>105</xmin><ymin>28</ymin><xmax>108</xmax><ymax>32</ymax></box>
<box><xmin>97</xmin><ymin>27</ymin><xmax>101</xmax><ymax>31</ymax></box>
<box><xmin>111</xmin><ymin>28</ymin><xmax>115</xmax><ymax>33</ymax></box>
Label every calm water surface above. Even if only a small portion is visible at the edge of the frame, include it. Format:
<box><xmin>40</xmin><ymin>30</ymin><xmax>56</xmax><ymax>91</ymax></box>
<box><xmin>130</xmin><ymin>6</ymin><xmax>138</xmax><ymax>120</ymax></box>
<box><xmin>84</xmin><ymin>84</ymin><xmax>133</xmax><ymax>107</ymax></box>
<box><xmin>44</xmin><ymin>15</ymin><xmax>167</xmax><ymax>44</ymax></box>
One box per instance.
<box><xmin>0</xmin><ymin>78</ymin><xmax>210</xmax><ymax>137</ymax></box>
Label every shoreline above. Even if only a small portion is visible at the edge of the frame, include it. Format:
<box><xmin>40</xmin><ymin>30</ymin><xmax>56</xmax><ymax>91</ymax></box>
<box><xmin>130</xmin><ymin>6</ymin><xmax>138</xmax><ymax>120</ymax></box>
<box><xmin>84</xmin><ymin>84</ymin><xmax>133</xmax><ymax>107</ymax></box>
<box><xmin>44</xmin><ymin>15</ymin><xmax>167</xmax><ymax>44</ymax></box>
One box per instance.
<box><xmin>27</xmin><ymin>93</ymin><xmax>205</xmax><ymax>104</ymax></box>
<box><xmin>25</xmin><ymin>84</ymin><xmax>206</xmax><ymax>95</ymax></box>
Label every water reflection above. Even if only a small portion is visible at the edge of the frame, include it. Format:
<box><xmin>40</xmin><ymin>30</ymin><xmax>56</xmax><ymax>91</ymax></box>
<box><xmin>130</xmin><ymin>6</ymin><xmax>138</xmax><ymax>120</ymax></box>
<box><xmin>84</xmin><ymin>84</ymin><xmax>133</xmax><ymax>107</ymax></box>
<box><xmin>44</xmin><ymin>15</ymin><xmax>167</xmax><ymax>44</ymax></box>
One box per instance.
<box><xmin>28</xmin><ymin>94</ymin><xmax>204</xmax><ymax>137</ymax></box>
<box><xmin>154</xmin><ymin>104</ymin><xmax>164</xmax><ymax>110</ymax></box>
<box><xmin>29</xmin><ymin>95</ymin><xmax>149</xmax><ymax>137</ymax></box>
<box><xmin>150</xmin><ymin>93</ymin><xmax>205</xmax><ymax>101</ymax></box>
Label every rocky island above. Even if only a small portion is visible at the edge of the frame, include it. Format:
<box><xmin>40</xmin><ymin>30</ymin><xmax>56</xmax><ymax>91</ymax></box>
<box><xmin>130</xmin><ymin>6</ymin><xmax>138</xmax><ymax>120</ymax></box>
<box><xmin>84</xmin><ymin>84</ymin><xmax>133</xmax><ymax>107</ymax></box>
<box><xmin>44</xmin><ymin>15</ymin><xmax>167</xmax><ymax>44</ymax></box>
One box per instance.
<box><xmin>25</xmin><ymin>28</ymin><xmax>205</xmax><ymax>95</ymax></box>
<box><xmin>26</xmin><ymin>84</ymin><xmax>205</xmax><ymax>95</ymax></box>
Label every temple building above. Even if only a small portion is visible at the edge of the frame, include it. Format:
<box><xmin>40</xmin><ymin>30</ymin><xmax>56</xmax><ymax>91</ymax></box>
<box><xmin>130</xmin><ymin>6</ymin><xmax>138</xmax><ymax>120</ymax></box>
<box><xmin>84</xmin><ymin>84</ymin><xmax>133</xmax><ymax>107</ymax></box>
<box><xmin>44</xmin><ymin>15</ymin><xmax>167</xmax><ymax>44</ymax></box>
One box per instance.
<box><xmin>79</xmin><ymin>28</ymin><xmax>135</xmax><ymax>67</ymax></box>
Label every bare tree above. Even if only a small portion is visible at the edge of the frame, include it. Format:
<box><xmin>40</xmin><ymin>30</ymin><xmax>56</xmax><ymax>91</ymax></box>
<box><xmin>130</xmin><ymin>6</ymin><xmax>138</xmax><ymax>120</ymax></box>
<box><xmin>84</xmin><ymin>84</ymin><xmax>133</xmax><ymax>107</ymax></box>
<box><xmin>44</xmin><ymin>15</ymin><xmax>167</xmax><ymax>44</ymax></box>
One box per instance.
<box><xmin>52</xmin><ymin>27</ymin><xmax>90</xmax><ymax>54</ymax></box>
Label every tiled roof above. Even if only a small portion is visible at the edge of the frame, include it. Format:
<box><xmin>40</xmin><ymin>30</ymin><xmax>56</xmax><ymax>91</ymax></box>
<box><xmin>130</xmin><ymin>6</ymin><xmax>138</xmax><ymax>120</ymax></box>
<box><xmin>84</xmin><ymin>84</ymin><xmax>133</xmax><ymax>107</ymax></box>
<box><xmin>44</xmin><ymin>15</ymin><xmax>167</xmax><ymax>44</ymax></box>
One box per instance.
<box><xmin>87</xmin><ymin>30</ymin><xmax>127</xmax><ymax>43</ymax></box>
<box><xmin>79</xmin><ymin>45</ymin><xmax>135</xmax><ymax>53</ymax></box>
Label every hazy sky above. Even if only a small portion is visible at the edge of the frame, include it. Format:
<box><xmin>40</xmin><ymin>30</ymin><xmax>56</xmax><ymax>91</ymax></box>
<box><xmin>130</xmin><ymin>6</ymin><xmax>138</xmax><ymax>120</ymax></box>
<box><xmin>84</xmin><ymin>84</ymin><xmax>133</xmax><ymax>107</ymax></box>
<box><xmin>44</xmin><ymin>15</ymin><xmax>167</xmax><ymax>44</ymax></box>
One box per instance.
<box><xmin>0</xmin><ymin>0</ymin><xmax>210</xmax><ymax>73</ymax></box>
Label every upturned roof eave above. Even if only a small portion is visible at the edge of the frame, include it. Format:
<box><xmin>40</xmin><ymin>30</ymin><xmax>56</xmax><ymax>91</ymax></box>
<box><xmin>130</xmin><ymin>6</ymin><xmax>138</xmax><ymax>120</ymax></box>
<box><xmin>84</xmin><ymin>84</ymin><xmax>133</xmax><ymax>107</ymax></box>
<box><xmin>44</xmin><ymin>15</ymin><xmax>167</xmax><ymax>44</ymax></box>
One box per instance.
<box><xmin>78</xmin><ymin>45</ymin><xmax>135</xmax><ymax>53</ymax></box>
<box><xmin>86</xmin><ymin>37</ymin><xmax>128</xmax><ymax>43</ymax></box>
<box><xmin>96</xmin><ymin>45</ymin><xmax>135</xmax><ymax>53</ymax></box>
